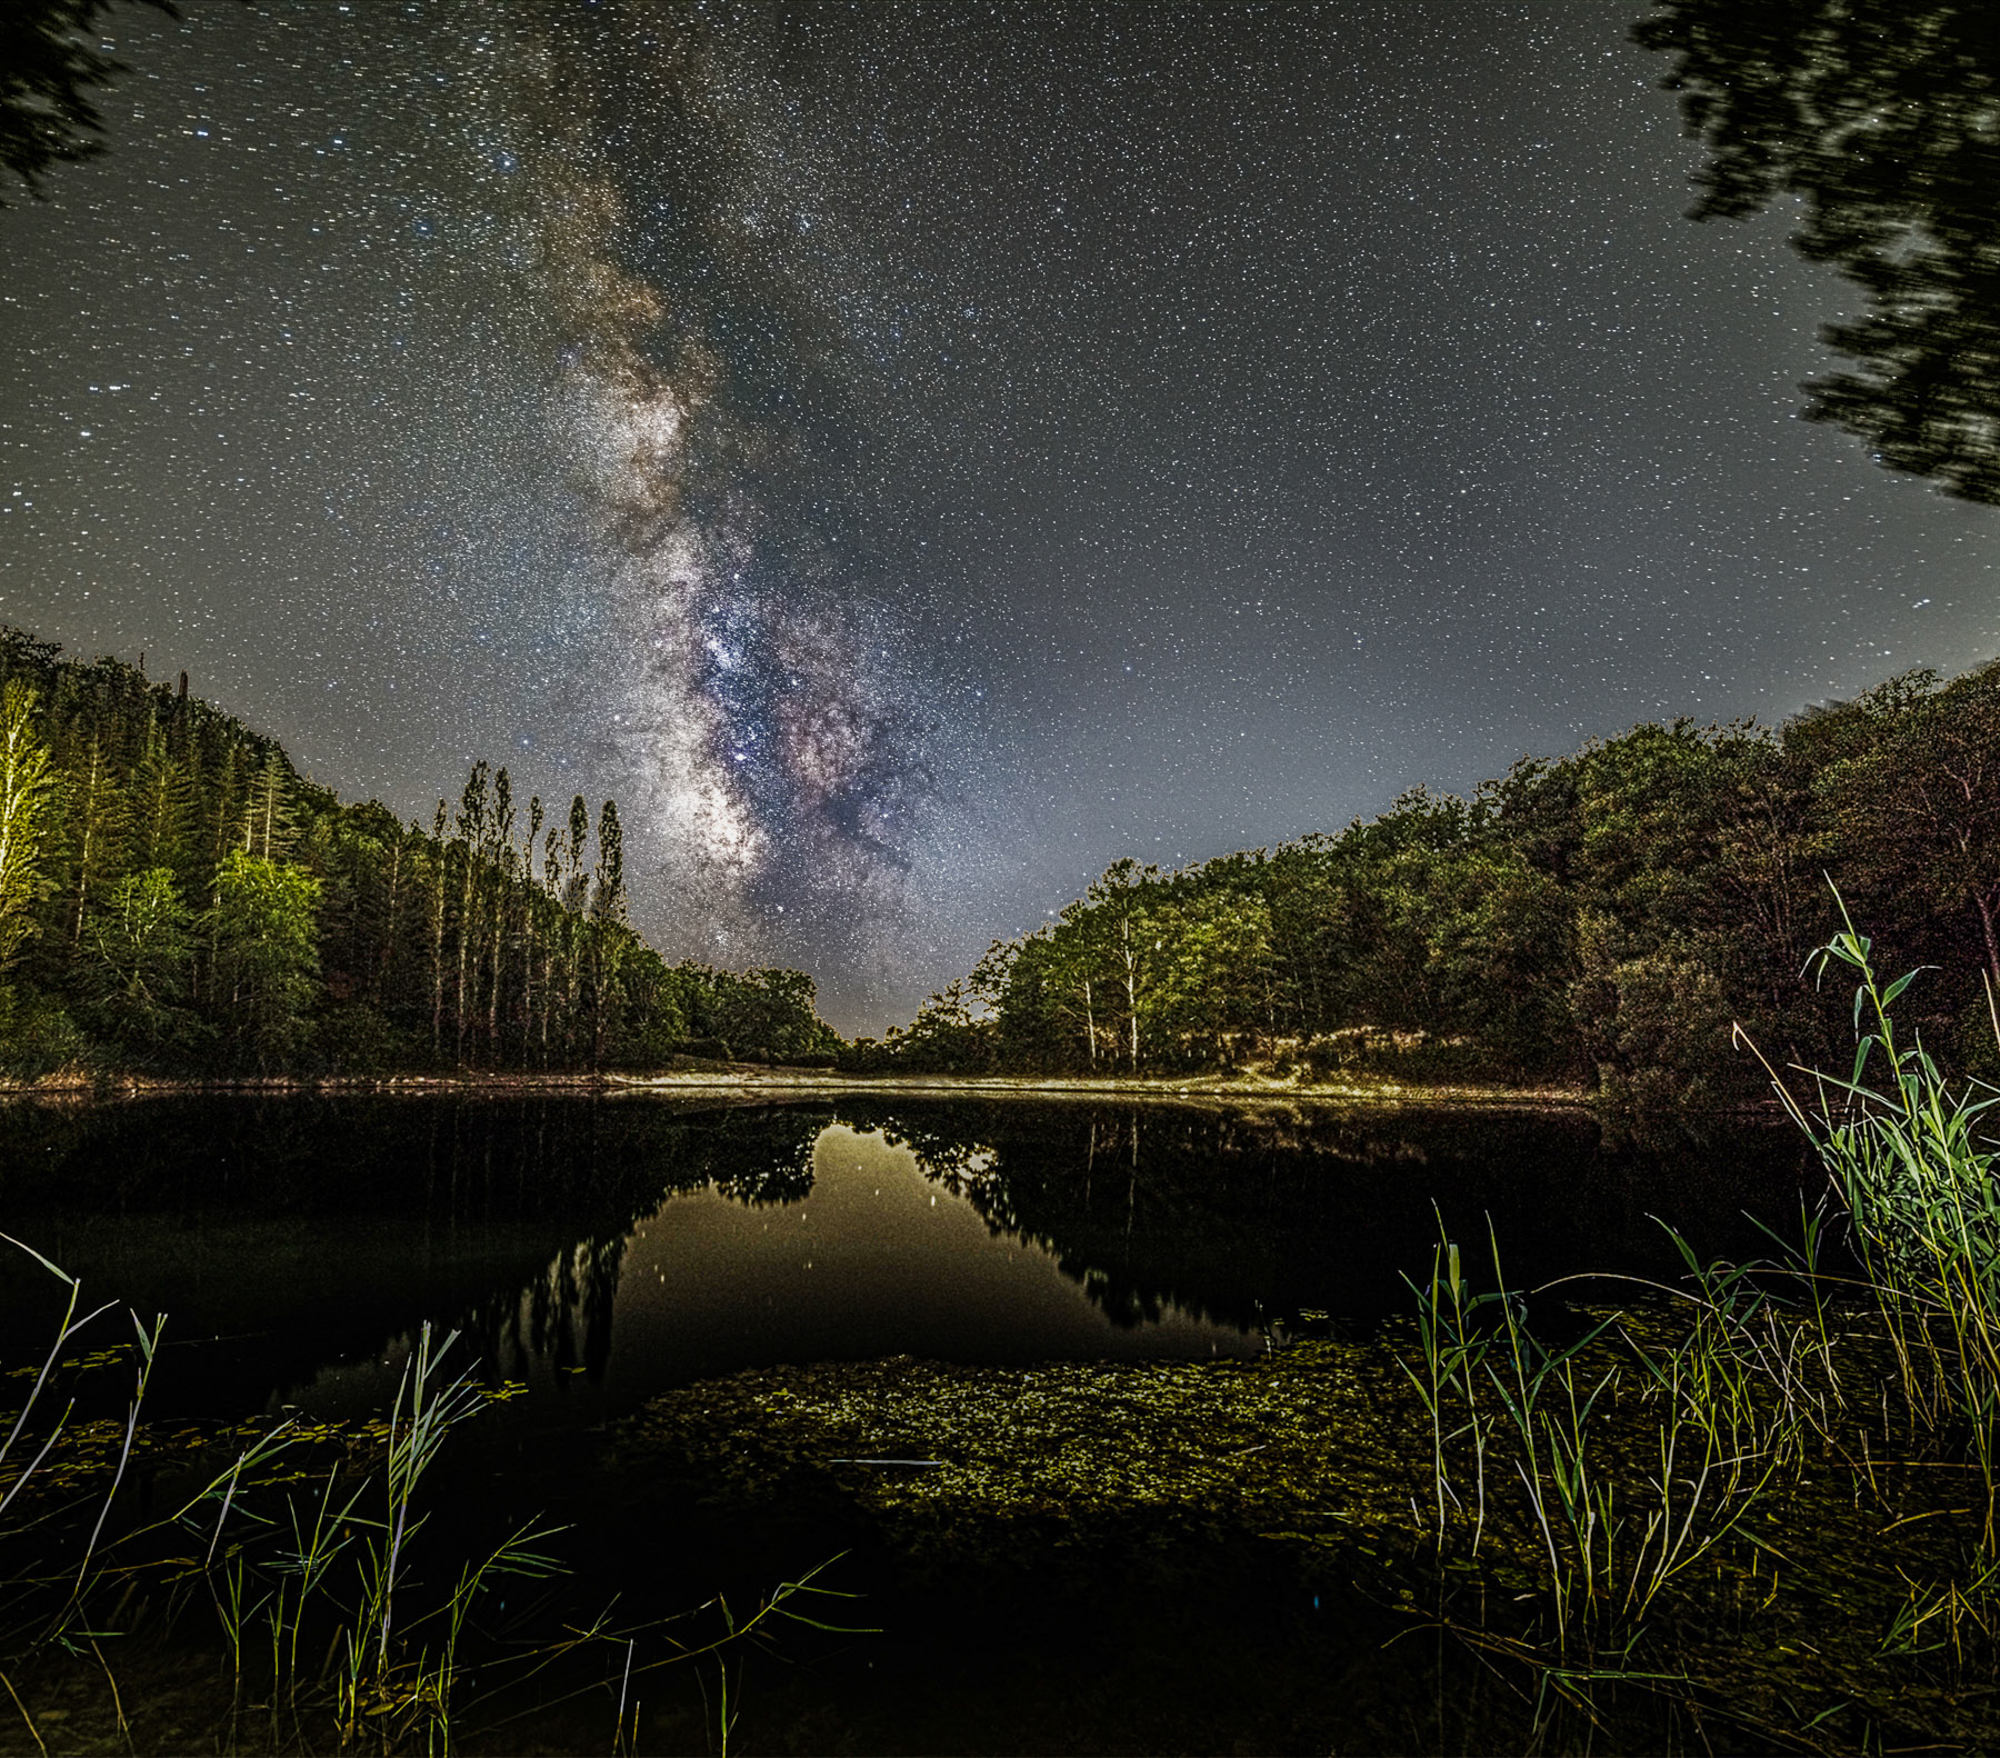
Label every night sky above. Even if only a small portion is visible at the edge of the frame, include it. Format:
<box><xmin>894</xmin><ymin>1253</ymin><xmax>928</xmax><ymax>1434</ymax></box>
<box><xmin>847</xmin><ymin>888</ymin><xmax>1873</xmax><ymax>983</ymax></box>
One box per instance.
<box><xmin>1</xmin><ymin>1</ymin><xmax>1994</xmax><ymax>1032</ymax></box>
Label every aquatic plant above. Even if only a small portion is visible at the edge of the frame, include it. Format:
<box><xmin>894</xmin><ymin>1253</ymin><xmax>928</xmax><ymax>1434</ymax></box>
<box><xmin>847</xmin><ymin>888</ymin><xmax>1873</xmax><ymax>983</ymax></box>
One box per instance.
<box><xmin>611</xmin><ymin>915</ymin><xmax>2000</xmax><ymax>1749</ymax></box>
<box><xmin>1777</xmin><ymin>906</ymin><xmax>2000</xmax><ymax>1454</ymax></box>
<box><xmin>1399</xmin><ymin>1222</ymin><xmax>1811</xmax><ymax>1670</ymax></box>
<box><xmin>0</xmin><ymin>1248</ymin><xmax>847</xmax><ymax>1753</ymax></box>
<box><xmin>1388</xmin><ymin>902</ymin><xmax>2000</xmax><ymax>1730</ymax></box>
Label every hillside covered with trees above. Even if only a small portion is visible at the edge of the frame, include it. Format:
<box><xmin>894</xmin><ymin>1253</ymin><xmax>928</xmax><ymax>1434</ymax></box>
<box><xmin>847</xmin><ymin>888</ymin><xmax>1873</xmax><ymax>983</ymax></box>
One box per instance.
<box><xmin>0</xmin><ymin>627</ymin><xmax>840</xmax><ymax>1077</ymax></box>
<box><xmin>856</xmin><ymin>660</ymin><xmax>2000</xmax><ymax>1123</ymax></box>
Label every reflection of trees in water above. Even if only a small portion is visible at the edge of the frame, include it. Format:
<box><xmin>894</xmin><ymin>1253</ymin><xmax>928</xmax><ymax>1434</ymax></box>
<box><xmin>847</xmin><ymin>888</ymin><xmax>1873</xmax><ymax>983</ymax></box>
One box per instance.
<box><xmin>445</xmin><ymin>1230</ymin><xmax>628</xmax><ymax>1387</ymax></box>
<box><xmin>706</xmin><ymin>1107</ymin><xmax>825</xmax><ymax>1207</ymax></box>
<box><xmin>918</xmin><ymin>1108</ymin><xmax>1294</xmax><ymax>1330</ymax></box>
<box><xmin>403</xmin><ymin>1103</ymin><xmax>833</xmax><ymax>1388</ymax></box>
<box><xmin>0</xmin><ymin>1093</ymin><xmax>1816</xmax><ymax>1398</ymax></box>
<box><xmin>859</xmin><ymin>1103</ymin><xmax>1273</xmax><ymax>1331</ymax></box>
<box><xmin>443</xmin><ymin>1108</ymin><xmax>830</xmax><ymax>1385</ymax></box>
<box><xmin>842</xmin><ymin>1099</ymin><xmax>1814</xmax><ymax>1333</ymax></box>
<box><xmin>0</xmin><ymin>1096</ymin><xmax>833</xmax><ymax>1404</ymax></box>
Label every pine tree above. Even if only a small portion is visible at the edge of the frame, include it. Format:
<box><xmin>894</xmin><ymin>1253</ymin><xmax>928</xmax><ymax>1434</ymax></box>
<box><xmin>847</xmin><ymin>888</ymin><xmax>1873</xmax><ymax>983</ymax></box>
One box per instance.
<box><xmin>129</xmin><ymin>721</ymin><xmax>195</xmax><ymax>877</ymax></box>
<box><xmin>428</xmin><ymin>800</ymin><xmax>448</xmax><ymax>1057</ymax></box>
<box><xmin>240</xmin><ymin>747</ymin><xmax>299</xmax><ymax>861</ymax></box>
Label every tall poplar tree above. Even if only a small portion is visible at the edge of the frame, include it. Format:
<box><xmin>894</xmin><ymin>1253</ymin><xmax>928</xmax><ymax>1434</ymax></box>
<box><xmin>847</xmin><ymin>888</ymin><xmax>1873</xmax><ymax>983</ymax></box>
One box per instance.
<box><xmin>60</xmin><ymin>732</ymin><xmax>126</xmax><ymax>947</ymax></box>
<box><xmin>453</xmin><ymin>763</ymin><xmax>489</xmax><ymax>1062</ymax></box>
<box><xmin>0</xmin><ymin>679</ymin><xmax>54</xmax><ymax>974</ymax></box>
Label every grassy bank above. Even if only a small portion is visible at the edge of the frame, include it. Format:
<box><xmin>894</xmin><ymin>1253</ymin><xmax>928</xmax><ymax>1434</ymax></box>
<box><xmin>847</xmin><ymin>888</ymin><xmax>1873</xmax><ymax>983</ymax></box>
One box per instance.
<box><xmin>608</xmin><ymin>1065</ymin><xmax>1595</xmax><ymax>1108</ymax></box>
<box><xmin>0</xmin><ymin>1059</ymin><xmax>1593</xmax><ymax>1106</ymax></box>
<box><xmin>0</xmin><ymin>1299</ymin><xmax>835</xmax><ymax>1756</ymax></box>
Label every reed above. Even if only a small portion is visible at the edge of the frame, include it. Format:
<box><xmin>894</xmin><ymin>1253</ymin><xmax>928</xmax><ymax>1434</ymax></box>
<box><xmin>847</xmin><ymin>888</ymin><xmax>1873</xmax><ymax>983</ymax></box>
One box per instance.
<box><xmin>0</xmin><ymin>1264</ymin><xmax>840</xmax><ymax>1752</ymax></box>
<box><xmin>1392</xmin><ymin>898</ymin><xmax>2000</xmax><ymax>1741</ymax></box>
<box><xmin>1399</xmin><ymin>1222</ymin><xmax>1803</xmax><ymax>1669</ymax></box>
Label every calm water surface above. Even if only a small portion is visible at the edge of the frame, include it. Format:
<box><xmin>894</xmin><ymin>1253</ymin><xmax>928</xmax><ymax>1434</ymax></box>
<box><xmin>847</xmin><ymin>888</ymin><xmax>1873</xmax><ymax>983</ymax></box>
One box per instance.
<box><xmin>0</xmin><ymin>1093</ymin><xmax>1822</xmax><ymax>1752</ymax></box>
<box><xmin>0</xmin><ymin>1092</ymin><xmax>1815</xmax><ymax>1426</ymax></box>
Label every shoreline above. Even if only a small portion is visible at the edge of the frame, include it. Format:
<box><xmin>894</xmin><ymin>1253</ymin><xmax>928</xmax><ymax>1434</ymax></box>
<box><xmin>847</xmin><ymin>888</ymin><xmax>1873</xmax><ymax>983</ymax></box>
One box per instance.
<box><xmin>0</xmin><ymin>1062</ymin><xmax>1599</xmax><ymax>1110</ymax></box>
<box><xmin>605</xmin><ymin>1067</ymin><xmax>1599</xmax><ymax>1110</ymax></box>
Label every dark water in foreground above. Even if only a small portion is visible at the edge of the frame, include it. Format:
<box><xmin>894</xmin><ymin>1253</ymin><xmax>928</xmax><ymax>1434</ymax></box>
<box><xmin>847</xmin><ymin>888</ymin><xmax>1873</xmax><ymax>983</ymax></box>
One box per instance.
<box><xmin>0</xmin><ymin>1094</ymin><xmax>1819</xmax><ymax>1751</ymax></box>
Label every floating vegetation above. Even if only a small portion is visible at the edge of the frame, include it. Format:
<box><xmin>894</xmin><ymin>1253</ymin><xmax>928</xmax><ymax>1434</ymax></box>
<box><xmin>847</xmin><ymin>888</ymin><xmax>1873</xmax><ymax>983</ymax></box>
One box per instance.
<box><xmin>619</xmin><ymin>1346</ymin><xmax>1415</xmax><ymax>1566</ymax></box>
<box><xmin>618</xmin><ymin>1324</ymin><xmax>1997</xmax><ymax>1747</ymax></box>
<box><xmin>615</xmin><ymin>915</ymin><xmax>2000</xmax><ymax>1752</ymax></box>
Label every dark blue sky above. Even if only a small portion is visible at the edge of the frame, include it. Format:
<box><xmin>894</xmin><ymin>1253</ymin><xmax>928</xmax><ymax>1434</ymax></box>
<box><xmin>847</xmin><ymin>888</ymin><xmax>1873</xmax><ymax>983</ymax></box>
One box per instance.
<box><xmin>1</xmin><ymin>0</ymin><xmax>1993</xmax><ymax>1030</ymax></box>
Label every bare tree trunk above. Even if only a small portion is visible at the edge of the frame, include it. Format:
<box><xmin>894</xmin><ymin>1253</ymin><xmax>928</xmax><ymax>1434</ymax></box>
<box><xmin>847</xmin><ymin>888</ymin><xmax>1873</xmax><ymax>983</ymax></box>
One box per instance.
<box><xmin>1120</xmin><ymin>916</ymin><xmax>1140</xmax><ymax>1072</ymax></box>
<box><xmin>455</xmin><ymin>852</ymin><xmax>474</xmax><ymax>1064</ymax></box>
<box><xmin>429</xmin><ymin>808</ymin><xmax>447</xmax><ymax>1057</ymax></box>
<box><xmin>379</xmin><ymin>839</ymin><xmax>403</xmax><ymax>1007</ymax></box>
<box><xmin>486</xmin><ymin>877</ymin><xmax>502</xmax><ymax>1055</ymax></box>
<box><xmin>1978</xmin><ymin>889</ymin><xmax>2000</xmax><ymax>992</ymax></box>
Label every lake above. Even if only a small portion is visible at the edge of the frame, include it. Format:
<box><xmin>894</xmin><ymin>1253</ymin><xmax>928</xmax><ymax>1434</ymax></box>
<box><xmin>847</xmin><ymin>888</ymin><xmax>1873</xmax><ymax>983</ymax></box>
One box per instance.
<box><xmin>0</xmin><ymin>1093</ymin><xmax>1820</xmax><ymax>1751</ymax></box>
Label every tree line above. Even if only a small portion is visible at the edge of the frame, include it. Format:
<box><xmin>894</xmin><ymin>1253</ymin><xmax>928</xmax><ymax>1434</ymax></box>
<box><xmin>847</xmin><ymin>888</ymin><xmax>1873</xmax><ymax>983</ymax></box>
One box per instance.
<box><xmin>855</xmin><ymin>659</ymin><xmax>2000</xmax><ymax>1123</ymax></box>
<box><xmin>0</xmin><ymin>627</ymin><xmax>839</xmax><ymax>1076</ymax></box>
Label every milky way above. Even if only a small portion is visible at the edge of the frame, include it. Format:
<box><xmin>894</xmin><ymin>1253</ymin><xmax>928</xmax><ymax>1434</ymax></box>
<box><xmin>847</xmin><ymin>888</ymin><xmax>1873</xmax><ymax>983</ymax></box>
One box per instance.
<box><xmin>0</xmin><ymin>0</ymin><xmax>1993</xmax><ymax>1030</ymax></box>
<box><xmin>470</xmin><ymin>8</ymin><xmax>949</xmax><ymax>977</ymax></box>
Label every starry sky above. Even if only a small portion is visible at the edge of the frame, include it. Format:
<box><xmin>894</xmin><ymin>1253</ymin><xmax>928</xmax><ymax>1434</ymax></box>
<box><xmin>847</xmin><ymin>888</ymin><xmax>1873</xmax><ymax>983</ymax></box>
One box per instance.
<box><xmin>0</xmin><ymin>0</ymin><xmax>1994</xmax><ymax>1033</ymax></box>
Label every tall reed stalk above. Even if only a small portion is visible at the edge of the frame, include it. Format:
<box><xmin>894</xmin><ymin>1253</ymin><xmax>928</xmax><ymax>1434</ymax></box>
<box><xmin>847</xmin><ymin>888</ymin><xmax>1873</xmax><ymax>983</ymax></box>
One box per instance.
<box><xmin>1400</xmin><ymin>1221</ymin><xmax>1802</xmax><ymax>1665</ymax></box>
<box><xmin>1397</xmin><ymin>894</ymin><xmax>2000</xmax><ymax>1741</ymax></box>
<box><xmin>1</xmin><ymin>1267</ymin><xmax>848</xmax><ymax>1754</ymax></box>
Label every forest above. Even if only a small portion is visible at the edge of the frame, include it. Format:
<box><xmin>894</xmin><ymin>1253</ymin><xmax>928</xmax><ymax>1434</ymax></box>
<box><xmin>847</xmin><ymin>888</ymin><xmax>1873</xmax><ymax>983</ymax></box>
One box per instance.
<box><xmin>0</xmin><ymin>627</ymin><xmax>841</xmax><ymax>1077</ymax></box>
<box><xmin>7</xmin><ymin>614</ymin><xmax>1995</xmax><ymax>1118</ymax></box>
<box><xmin>854</xmin><ymin>658</ymin><xmax>2000</xmax><ymax>1124</ymax></box>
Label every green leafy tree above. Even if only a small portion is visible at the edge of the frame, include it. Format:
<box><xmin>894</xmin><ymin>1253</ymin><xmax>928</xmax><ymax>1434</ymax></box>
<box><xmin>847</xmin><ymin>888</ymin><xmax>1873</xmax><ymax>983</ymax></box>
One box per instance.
<box><xmin>1571</xmin><ymin>914</ymin><xmax>1741</xmax><ymax>1139</ymax></box>
<box><xmin>1088</xmin><ymin>857</ymin><xmax>1166</xmax><ymax>1072</ymax></box>
<box><xmin>55</xmin><ymin>731</ymin><xmax>126</xmax><ymax>947</ymax></box>
<box><xmin>882</xmin><ymin>976</ymin><xmax>997</xmax><ymax>1072</ymax></box>
<box><xmin>592</xmin><ymin>798</ymin><xmax>625</xmax><ymax>924</ymax></box>
<box><xmin>1635</xmin><ymin>0</ymin><xmax>2000</xmax><ymax>502</ymax></box>
<box><xmin>0</xmin><ymin>678</ymin><xmax>55</xmax><ymax>973</ymax></box>
<box><xmin>205</xmin><ymin>850</ymin><xmax>320</xmax><ymax>1068</ymax></box>
<box><xmin>519</xmin><ymin>793</ymin><xmax>545</xmax><ymax>1058</ymax></box>
<box><xmin>0</xmin><ymin>0</ymin><xmax>178</xmax><ymax>203</ymax></box>
<box><xmin>691</xmin><ymin>965</ymin><xmax>839</xmax><ymax>1063</ymax></box>
<box><xmin>81</xmin><ymin>865</ymin><xmax>196</xmax><ymax>1052</ymax></box>
<box><xmin>1818</xmin><ymin>663</ymin><xmax>2000</xmax><ymax>987</ymax></box>
<box><xmin>1143</xmin><ymin>888</ymin><xmax>1277</xmax><ymax>1066</ymax></box>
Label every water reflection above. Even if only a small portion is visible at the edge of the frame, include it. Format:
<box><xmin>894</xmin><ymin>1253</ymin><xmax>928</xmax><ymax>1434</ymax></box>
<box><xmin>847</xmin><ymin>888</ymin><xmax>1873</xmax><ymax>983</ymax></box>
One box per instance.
<box><xmin>854</xmin><ymin>1100</ymin><xmax>1820</xmax><ymax>1335</ymax></box>
<box><xmin>0</xmin><ymin>1094</ymin><xmax>1816</xmax><ymax>1428</ymax></box>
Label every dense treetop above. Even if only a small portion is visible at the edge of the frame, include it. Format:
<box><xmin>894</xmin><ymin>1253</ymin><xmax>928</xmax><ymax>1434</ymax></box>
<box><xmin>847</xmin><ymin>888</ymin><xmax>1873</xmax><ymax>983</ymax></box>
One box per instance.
<box><xmin>0</xmin><ymin>626</ymin><xmax>840</xmax><ymax>1076</ymax></box>
<box><xmin>1636</xmin><ymin>0</ymin><xmax>2000</xmax><ymax>503</ymax></box>
<box><xmin>858</xmin><ymin>658</ymin><xmax>2000</xmax><ymax>1126</ymax></box>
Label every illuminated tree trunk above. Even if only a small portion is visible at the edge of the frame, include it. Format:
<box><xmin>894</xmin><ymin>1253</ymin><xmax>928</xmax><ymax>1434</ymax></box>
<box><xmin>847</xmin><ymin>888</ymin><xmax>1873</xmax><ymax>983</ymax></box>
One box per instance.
<box><xmin>428</xmin><ymin>801</ymin><xmax>447</xmax><ymax>1057</ymax></box>
<box><xmin>0</xmin><ymin>681</ymin><xmax>55</xmax><ymax>974</ymax></box>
